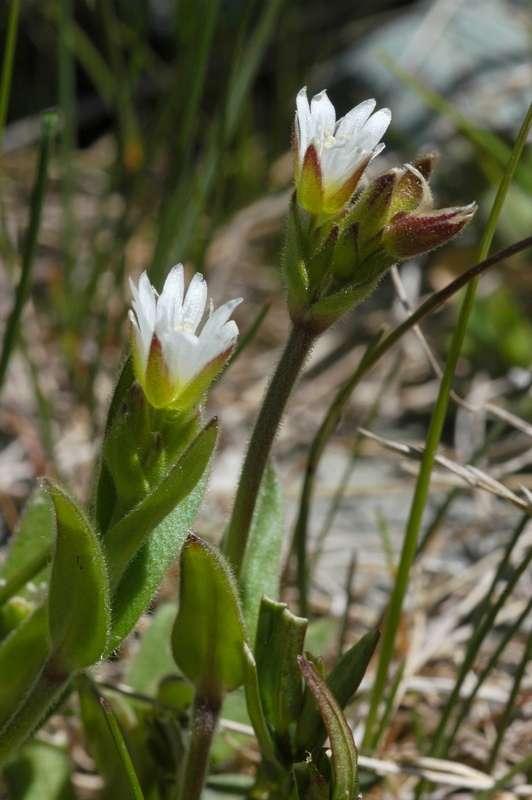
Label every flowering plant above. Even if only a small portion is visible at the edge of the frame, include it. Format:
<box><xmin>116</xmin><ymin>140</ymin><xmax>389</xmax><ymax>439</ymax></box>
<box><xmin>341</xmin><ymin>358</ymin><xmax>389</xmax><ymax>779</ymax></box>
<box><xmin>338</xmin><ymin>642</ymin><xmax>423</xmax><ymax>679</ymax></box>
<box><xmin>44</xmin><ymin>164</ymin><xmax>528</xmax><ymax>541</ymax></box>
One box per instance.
<box><xmin>6</xmin><ymin>77</ymin><xmax>530</xmax><ymax>800</ymax></box>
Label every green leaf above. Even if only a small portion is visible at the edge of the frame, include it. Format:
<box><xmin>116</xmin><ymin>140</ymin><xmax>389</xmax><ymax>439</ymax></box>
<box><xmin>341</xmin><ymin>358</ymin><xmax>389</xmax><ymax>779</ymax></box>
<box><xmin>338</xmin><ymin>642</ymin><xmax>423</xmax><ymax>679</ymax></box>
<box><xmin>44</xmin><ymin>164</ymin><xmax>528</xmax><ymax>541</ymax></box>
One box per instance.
<box><xmin>94</xmin><ymin>355</ymin><xmax>135</xmax><ymax>535</ymax></box>
<box><xmin>0</xmin><ymin>605</ymin><xmax>49</xmax><ymax>728</ymax></box>
<box><xmin>240</xmin><ymin>462</ymin><xmax>284</xmax><ymax>645</ymax></box>
<box><xmin>3</xmin><ymin>740</ymin><xmax>77</xmax><ymax>800</ymax></box>
<box><xmin>298</xmin><ymin>657</ymin><xmax>359</xmax><ymax>800</ymax></box>
<box><xmin>296</xmin><ymin>630</ymin><xmax>380</xmax><ymax>754</ymax></box>
<box><xmin>254</xmin><ymin>597</ymin><xmax>307</xmax><ymax>759</ymax></box>
<box><xmin>46</xmin><ymin>481</ymin><xmax>110</xmax><ymax>671</ymax></box>
<box><xmin>126</xmin><ymin>602</ymin><xmax>177</xmax><ymax>695</ymax></box>
<box><xmin>104</xmin><ymin>418</ymin><xmax>217</xmax><ymax>589</ymax></box>
<box><xmin>171</xmin><ymin>535</ymin><xmax>246</xmax><ymax>697</ymax></box>
<box><xmin>1</xmin><ymin>489</ymin><xmax>53</xmax><ymax>581</ymax></box>
<box><xmin>107</xmin><ymin>472</ymin><xmax>208</xmax><ymax>653</ymax></box>
<box><xmin>242</xmin><ymin>643</ymin><xmax>277</xmax><ymax>763</ymax></box>
<box><xmin>0</xmin><ymin>489</ymin><xmax>54</xmax><ymax>607</ymax></box>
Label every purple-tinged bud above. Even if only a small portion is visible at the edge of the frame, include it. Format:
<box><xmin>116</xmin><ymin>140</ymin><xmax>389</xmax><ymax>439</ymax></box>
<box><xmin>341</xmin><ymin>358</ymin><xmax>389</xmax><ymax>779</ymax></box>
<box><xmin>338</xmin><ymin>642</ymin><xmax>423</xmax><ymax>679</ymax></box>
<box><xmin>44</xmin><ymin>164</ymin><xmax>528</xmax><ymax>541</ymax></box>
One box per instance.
<box><xmin>384</xmin><ymin>203</ymin><xmax>477</xmax><ymax>259</ymax></box>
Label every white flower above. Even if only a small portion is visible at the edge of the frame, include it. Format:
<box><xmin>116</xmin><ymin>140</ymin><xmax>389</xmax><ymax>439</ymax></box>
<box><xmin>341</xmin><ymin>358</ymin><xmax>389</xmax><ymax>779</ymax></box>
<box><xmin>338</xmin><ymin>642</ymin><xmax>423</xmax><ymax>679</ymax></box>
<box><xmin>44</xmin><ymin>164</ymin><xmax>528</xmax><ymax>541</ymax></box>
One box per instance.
<box><xmin>293</xmin><ymin>87</ymin><xmax>391</xmax><ymax>215</ymax></box>
<box><xmin>129</xmin><ymin>265</ymin><xmax>242</xmax><ymax>410</ymax></box>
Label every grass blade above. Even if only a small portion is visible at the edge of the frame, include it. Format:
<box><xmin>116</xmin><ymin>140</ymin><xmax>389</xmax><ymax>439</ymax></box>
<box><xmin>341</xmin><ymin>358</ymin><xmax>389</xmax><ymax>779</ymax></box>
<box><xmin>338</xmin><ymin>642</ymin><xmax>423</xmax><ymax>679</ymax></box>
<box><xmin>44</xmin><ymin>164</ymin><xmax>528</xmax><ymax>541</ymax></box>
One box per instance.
<box><xmin>99</xmin><ymin>696</ymin><xmax>145</xmax><ymax>800</ymax></box>
<box><xmin>0</xmin><ymin>112</ymin><xmax>59</xmax><ymax>391</ymax></box>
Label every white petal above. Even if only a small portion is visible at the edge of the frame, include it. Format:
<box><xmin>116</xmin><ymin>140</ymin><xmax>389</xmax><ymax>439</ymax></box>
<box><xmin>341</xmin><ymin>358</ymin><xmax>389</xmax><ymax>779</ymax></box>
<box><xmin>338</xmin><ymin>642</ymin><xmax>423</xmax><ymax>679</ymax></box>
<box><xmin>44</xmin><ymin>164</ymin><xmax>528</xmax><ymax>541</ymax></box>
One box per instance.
<box><xmin>201</xmin><ymin>297</ymin><xmax>242</xmax><ymax>339</ymax></box>
<box><xmin>335</xmin><ymin>98</ymin><xmax>376</xmax><ymax>138</ymax></box>
<box><xmin>180</xmin><ymin>273</ymin><xmax>208</xmax><ymax>332</ymax></box>
<box><xmin>295</xmin><ymin>87</ymin><xmax>313</xmax><ymax>156</ymax></box>
<box><xmin>310</xmin><ymin>90</ymin><xmax>336</xmax><ymax>135</ymax></box>
<box><xmin>163</xmin><ymin>330</ymin><xmax>201</xmax><ymax>387</ymax></box>
<box><xmin>356</xmin><ymin>108</ymin><xmax>392</xmax><ymax>151</ymax></box>
<box><xmin>157</xmin><ymin>264</ymin><xmax>184</xmax><ymax>330</ymax></box>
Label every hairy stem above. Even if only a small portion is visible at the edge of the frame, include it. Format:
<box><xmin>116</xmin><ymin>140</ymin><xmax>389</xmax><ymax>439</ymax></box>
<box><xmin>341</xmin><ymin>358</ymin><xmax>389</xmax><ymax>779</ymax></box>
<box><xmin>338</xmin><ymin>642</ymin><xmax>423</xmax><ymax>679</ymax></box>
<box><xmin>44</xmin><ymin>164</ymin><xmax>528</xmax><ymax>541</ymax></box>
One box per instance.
<box><xmin>0</xmin><ymin>655</ymin><xmax>70</xmax><ymax>766</ymax></box>
<box><xmin>179</xmin><ymin>693</ymin><xmax>222</xmax><ymax>800</ymax></box>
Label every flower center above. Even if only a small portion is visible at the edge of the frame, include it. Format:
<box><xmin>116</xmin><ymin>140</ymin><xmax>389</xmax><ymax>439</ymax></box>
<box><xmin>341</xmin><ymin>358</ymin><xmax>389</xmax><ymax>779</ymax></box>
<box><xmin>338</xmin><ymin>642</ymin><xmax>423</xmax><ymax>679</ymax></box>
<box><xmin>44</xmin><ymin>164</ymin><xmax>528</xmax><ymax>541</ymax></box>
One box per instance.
<box><xmin>174</xmin><ymin>316</ymin><xmax>196</xmax><ymax>334</ymax></box>
<box><xmin>317</xmin><ymin>125</ymin><xmax>351</xmax><ymax>149</ymax></box>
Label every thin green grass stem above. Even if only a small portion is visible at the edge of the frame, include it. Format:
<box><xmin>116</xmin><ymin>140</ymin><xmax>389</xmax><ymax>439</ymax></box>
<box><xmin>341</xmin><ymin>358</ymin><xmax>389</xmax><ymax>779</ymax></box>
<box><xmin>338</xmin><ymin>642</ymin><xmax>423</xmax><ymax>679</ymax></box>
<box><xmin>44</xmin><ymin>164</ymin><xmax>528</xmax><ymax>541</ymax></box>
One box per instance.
<box><xmin>416</xmin><ymin>418</ymin><xmax>506</xmax><ymax>556</ymax></box>
<box><xmin>424</xmin><ymin>539</ymin><xmax>532</xmax><ymax>774</ymax></box>
<box><xmin>177</xmin><ymin>0</ymin><xmax>220</xmax><ymax>158</ymax></box>
<box><xmin>336</xmin><ymin>552</ymin><xmax>356</xmax><ymax>659</ymax></box>
<box><xmin>0</xmin><ymin>0</ymin><xmax>20</xmax><ymax>168</ymax></box>
<box><xmin>0</xmin><ymin>113</ymin><xmax>58</xmax><ymax>392</ymax></box>
<box><xmin>56</xmin><ymin>0</ymin><xmax>78</xmax><ymax>320</ymax></box>
<box><xmin>99</xmin><ymin>696</ymin><xmax>145</xmax><ymax>800</ymax></box>
<box><xmin>447</xmin><ymin>594</ymin><xmax>532</xmax><ymax>750</ymax></box>
<box><xmin>372</xmin><ymin>658</ymin><xmax>405</xmax><ymax>750</ymax></box>
<box><xmin>488</xmin><ymin>622</ymin><xmax>532</xmax><ymax>772</ymax></box>
<box><xmin>476</xmin><ymin>752</ymin><xmax>532</xmax><ymax>800</ymax></box>
<box><xmin>362</xmin><ymin>101</ymin><xmax>532</xmax><ymax>753</ymax></box>
<box><xmin>223</xmin><ymin>323</ymin><xmax>316</xmax><ymax>579</ymax></box>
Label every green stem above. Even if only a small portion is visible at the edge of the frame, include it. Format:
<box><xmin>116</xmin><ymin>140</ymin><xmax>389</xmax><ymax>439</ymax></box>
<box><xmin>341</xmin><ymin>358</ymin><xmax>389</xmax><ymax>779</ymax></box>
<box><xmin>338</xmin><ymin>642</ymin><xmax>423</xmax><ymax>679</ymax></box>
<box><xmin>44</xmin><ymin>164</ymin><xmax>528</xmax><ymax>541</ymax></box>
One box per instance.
<box><xmin>0</xmin><ymin>112</ymin><xmax>58</xmax><ymax>392</ymax></box>
<box><xmin>362</xmin><ymin>100</ymin><xmax>532</xmax><ymax>752</ymax></box>
<box><xmin>179</xmin><ymin>693</ymin><xmax>222</xmax><ymax>800</ymax></box>
<box><xmin>476</xmin><ymin>752</ymin><xmax>532</xmax><ymax>800</ymax></box>
<box><xmin>0</xmin><ymin>0</ymin><xmax>20</xmax><ymax>167</ymax></box>
<box><xmin>223</xmin><ymin>324</ymin><xmax>316</xmax><ymax>579</ymax></box>
<box><xmin>0</xmin><ymin>655</ymin><xmax>70</xmax><ymax>766</ymax></box>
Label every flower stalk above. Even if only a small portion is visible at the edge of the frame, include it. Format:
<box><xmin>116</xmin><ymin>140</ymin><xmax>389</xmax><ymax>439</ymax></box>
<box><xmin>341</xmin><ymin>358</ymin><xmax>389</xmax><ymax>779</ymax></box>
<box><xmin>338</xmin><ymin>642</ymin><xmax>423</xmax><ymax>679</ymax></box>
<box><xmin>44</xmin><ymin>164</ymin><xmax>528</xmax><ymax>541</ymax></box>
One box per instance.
<box><xmin>179</xmin><ymin>693</ymin><xmax>222</xmax><ymax>800</ymax></box>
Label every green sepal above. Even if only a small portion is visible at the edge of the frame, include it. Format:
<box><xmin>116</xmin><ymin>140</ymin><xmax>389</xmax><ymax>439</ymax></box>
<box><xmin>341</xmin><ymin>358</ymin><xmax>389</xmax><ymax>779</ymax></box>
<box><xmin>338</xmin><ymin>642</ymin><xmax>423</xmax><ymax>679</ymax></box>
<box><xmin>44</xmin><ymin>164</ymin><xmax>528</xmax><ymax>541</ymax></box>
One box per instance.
<box><xmin>106</xmin><ymin>472</ymin><xmax>209</xmax><ymax>653</ymax></box>
<box><xmin>0</xmin><ymin>605</ymin><xmax>49</xmax><ymax>728</ymax></box>
<box><xmin>171</xmin><ymin>534</ymin><xmax>247</xmax><ymax>698</ymax></box>
<box><xmin>283</xmin><ymin>193</ymin><xmax>309</xmax><ymax>306</ymax></box>
<box><xmin>298</xmin><ymin>657</ymin><xmax>359</xmax><ymax>800</ymax></box>
<box><xmin>306</xmin><ymin>226</ymin><xmax>338</xmax><ymax>293</ymax></box>
<box><xmin>240</xmin><ymin>462</ymin><xmax>284</xmax><ymax>646</ymax></box>
<box><xmin>254</xmin><ymin>597</ymin><xmax>307</xmax><ymax>761</ymax></box>
<box><xmin>295</xmin><ymin>630</ymin><xmax>380</xmax><ymax>755</ymax></box>
<box><xmin>103</xmin><ymin>418</ymin><xmax>218</xmax><ymax>589</ymax></box>
<box><xmin>344</xmin><ymin>171</ymin><xmax>396</xmax><ymax>237</ymax></box>
<box><xmin>46</xmin><ymin>481</ymin><xmax>110</xmax><ymax>672</ymax></box>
